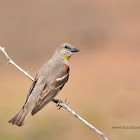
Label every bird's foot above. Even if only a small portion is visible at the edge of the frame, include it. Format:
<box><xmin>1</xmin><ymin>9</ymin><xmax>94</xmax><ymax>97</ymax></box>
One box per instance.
<box><xmin>52</xmin><ymin>98</ymin><xmax>70</xmax><ymax>110</ymax></box>
<box><xmin>52</xmin><ymin>99</ymin><xmax>63</xmax><ymax>104</ymax></box>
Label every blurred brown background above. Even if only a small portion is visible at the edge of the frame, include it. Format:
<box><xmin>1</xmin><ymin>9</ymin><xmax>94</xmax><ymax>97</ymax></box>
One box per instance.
<box><xmin>0</xmin><ymin>0</ymin><xmax>140</xmax><ymax>140</ymax></box>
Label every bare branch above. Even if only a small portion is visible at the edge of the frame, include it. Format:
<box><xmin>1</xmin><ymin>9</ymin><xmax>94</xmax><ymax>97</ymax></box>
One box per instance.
<box><xmin>0</xmin><ymin>46</ymin><xmax>34</xmax><ymax>81</ymax></box>
<box><xmin>52</xmin><ymin>99</ymin><xmax>108</xmax><ymax>140</ymax></box>
<box><xmin>0</xmin><ymin>46</ymin><xmax>108</xmax><ymax>140</ymax></box>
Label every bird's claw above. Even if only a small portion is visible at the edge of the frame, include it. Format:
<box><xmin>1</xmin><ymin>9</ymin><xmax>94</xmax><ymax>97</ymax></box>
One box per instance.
<box><xmin>58</xmin><ymin>106</ymin><xmax>62</xmax><ymax>110</ymax></box>
<box><xmin>52</xmin><ymin>99</ymin><xmax>63</xmax><ymax>104</ymax></box>
<box><xmin>52</xmin><ymin>98</ymin><xmax>70</xmax><ymax>110</ymax></box>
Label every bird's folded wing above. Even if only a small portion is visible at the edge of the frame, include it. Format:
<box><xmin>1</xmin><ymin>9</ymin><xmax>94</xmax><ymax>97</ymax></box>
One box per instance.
<box><xmin>31</xmin><ymin>64</ymin><xmax>69</xmax><ymax>115</ymax></box>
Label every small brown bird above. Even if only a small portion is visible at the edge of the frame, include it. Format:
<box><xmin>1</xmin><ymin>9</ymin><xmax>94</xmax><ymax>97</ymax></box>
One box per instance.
<box><xmin>9</xmin><ymin>43</ymin><xmax>80</xmax><ymax>126</ymax></box>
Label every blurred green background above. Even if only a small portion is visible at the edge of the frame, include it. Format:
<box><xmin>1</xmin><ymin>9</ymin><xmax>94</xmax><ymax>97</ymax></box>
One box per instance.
<box><xmin>0</xmin><ymin>1</ymin><xmax>140</xmax><ymax>140</ymax></box>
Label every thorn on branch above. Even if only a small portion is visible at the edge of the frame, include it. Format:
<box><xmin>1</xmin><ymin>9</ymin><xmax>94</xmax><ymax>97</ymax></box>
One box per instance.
<box><xmin>65</xmin><ymin>98</ymin><xmax>67</xmax><ymax>103</ymax></box>
<box><xmin>0</xmin><ymin>46</ymin><xmax>5</xmax><ymax>52</ymax></box>
<box><xmin>7</xmin><ymin>60</ymin><xmax>12</xmax><ymax>64</ymax></box>
<box><xmin>64</xmin><ymin>98</ymin><xmax>70</xmax><ymax>106</ymax></box>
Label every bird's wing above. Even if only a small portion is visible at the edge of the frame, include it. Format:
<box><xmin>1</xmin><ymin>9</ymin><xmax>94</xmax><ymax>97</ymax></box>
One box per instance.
<box><xmin>31</xmin><ymin>64</ymin><xmax>69</xmax><ymax>115</ymax></box>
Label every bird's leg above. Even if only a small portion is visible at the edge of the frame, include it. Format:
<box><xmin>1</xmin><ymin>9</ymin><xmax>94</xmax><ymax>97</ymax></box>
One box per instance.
<box><xmin>52</xmin><ymin>99</ymin><xmax>63</xmax><ymax>108</ymax></box>
<box><xmin>52</xmin><ymin>98</ymin><xmax>70</xmax><ymax>110</ymax></box>
<box><xmin>52</xmin><ymin>99</ymin><xmax>63</xmax><ymax>110</ymax></box>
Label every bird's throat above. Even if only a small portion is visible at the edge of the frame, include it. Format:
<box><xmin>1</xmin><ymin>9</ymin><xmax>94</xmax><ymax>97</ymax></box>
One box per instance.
<box><xmin>65</xmin><ymin>56</ymin><xmax>69</xmax><ymax>61</ymax></box>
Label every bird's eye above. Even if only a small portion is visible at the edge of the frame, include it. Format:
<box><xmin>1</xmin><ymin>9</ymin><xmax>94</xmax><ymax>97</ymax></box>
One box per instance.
<box><xmin>64</xmin><ymin>46</ymin><xmax>69</xmax><ymax>49</ymax></box>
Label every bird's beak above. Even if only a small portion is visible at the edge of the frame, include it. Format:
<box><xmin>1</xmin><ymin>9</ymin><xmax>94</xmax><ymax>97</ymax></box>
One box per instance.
<box><xmin>71</xmin><ymin>48</ymin><xmax>80</xmax><ymax>52</ymax></box>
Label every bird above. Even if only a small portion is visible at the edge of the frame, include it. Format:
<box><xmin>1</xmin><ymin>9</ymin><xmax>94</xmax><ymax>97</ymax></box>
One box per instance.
<box><xmin>8</xmin><ymin>43</ymin><xmax>80</xmax><ymax>126</ymax></box>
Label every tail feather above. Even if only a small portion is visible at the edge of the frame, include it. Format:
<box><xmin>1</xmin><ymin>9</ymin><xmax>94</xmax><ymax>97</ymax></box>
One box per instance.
<box><xmin>9</xmin><ymin>108</ymin><xmax>30</xmax><ymax>126</ymax></box>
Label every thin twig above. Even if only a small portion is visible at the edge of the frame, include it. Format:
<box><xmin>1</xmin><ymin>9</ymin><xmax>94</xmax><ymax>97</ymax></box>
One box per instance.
<box><xmin>0</xmin><ymin>46</ymin><xmax>108</xmax><ymax>140</ymax></box>
<box><xmin>0</xmin><ymin>46</ymin><xmax>34</xmax><ymax>81</ymax></box>
<box><xmin>58</xmin><ymin>102</ymin><xmax>107</xmax><ymax>140</ymax></box>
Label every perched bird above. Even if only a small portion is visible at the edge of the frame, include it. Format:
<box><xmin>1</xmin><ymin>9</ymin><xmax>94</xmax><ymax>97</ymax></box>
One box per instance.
<box><xmin>9</xmin><ymin>43</ymin><xmax>80</xmax><ymax>126</ymax></box>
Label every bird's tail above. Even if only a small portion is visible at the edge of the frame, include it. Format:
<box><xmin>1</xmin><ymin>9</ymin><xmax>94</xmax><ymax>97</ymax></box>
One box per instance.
<box><xmin>8</xmin><ymin>108</ymin><xmax>30</xmax><ymax>126</ymax></box>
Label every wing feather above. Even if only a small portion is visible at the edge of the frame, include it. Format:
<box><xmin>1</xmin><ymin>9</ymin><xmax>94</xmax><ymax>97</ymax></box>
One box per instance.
<box><xmin>31</xmin><ymin>64</ymin><xmax>69</xmax><ymax>115</ymax></box>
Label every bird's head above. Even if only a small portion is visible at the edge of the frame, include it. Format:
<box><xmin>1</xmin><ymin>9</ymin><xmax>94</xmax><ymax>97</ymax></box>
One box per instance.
<box><xmin>55</xmin><ymin>43</ymin><xmax>80</xmax><ymax>61</ymax></box>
